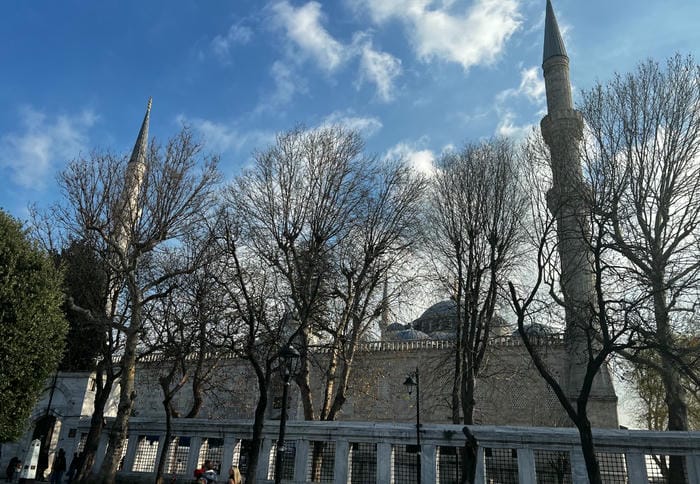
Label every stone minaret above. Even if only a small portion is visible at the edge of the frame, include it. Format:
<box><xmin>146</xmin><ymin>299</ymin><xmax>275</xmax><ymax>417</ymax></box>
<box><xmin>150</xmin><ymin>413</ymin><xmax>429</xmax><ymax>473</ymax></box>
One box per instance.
<box><xmin>113</xmin><ymin>98</ymin><xmax>152</xmax><ymax>254</ymax></box>
<box><xmin>540</xmin><ymin>1</ymin><xmax>595</xmax><ymax>398</ymax></box>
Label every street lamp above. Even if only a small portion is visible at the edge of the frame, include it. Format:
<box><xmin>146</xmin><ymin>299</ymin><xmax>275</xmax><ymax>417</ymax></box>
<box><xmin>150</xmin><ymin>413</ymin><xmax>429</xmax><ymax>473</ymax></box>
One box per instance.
<box><xmin>274</xmin><ymin>344</ymin><xmax>301</xmax><ymax>484</ymax></box>
<box><xmin>403</xmin><ymin>368</ymin><xmax>421</xmax><ymax>484</ymax></box>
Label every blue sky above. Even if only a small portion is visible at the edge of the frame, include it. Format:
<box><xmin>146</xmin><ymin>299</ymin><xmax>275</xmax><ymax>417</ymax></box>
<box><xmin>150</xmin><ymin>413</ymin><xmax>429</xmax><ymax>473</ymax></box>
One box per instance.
<box><xmin>2</xmin><ymin>0</ymin><xmax>700</xmax><ymax>220</ymax></box>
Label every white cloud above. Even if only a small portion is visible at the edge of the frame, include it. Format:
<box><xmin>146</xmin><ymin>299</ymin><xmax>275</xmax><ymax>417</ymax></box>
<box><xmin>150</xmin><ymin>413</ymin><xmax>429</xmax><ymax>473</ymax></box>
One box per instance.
<box><xmin>493</xmin><ymin>66</ymin><xmax>544</xmax><ymax>139</ymax></box>
<box><xmin>267</xmin><ymin>2</ymin><xmax>402</xmax><ymax>103</ymax></box>
<box><xmin>211</xmin><ymin>24</ymin><xmax>253</xmax><ymax>60</ymax></box>
<box><xmin>496</xmin><ymin>111</ymin><xmax>535</xmax><ymax>140</ymax></box>
<box><xmin>0</xmin><ymin>107</ymin><xmax>97</xmax><ymax>189</ymax></box>
<box><xmin>320</xmin><ymin>110</ymin><xmax>383</xmax><ymax>137</ymax></box>
<box><xmin>271</xmin><ymin>1</ymin><xmax>346</xmax><ymax>71</ymax></box>
<box><xmin>385</xmin><ymin>141</ymin><xmax>436</xmax><ymax>176</ymax></box>
<box><xmin>497</xmin><ymin>66</ymin><xmax>545</xmax><ymax>104</ymax></box>
<box><xmin>177</xmin><ymin>114</ymin><xmax>274</xmax><ymax>155</ymax></box>
<box><xmin>352</xmin><ymin>0</ymin><xmax>522</xmax><ymax>70</ymax></box>
<box><xmin>356</xmin><ymin>36</ymin><xmax>402</xmax><ymax>102</ymax></box>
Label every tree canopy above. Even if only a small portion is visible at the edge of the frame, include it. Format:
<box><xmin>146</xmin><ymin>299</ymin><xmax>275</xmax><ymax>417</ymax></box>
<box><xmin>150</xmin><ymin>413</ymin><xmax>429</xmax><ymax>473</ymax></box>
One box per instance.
<box><xmin>0</xmin><ymin>210</ymin><xmax>67</xmax><ymax>442</ymax></box>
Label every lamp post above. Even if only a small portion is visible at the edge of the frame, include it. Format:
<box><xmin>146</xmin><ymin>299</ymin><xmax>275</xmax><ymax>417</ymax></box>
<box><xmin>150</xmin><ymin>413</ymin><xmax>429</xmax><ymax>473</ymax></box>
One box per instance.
<box><xmin>274</xmin><ymin>344</ymin><xmax>300</xmax><ymax>484</ymax></box>
<box><xmin>403</xmin><ymin>368</ymin><xmax>421</xmax><ymax>484</ymax></box>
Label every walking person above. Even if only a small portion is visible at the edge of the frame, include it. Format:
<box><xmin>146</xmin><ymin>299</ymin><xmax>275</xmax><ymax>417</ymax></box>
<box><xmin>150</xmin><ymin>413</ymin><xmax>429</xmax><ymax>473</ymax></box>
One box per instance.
<box><xmin>50</xmin><ymin>449</ymin><xmax>66</xmax><ymax>484</ymax></box>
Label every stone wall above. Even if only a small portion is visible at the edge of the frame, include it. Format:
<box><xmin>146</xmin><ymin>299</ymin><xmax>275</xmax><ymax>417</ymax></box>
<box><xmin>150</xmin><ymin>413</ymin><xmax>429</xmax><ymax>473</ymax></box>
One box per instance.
<box><xmin>132</xmin><ymin>337</ymin><xmax>618</xmax><ymax>428</ymax></box>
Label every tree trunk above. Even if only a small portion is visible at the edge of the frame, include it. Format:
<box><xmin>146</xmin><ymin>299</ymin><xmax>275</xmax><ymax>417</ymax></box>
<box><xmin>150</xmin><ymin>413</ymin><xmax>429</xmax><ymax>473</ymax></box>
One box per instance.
<box><xmin>461</xmin><ymin>364</ymin><xmax>476</xmax><ymax>425</ymax></box>
<box><xmin>575</xmin><ymin>417</ymin><xmax>602</xmax><ymax>484</ymax></box>
<box><xmin>75</xmin><ymin>373</ymin><xmax>114</xmax><ymax>483</ymax></box>
<box><xmin>452</xmin><ymin>329</ymin><xmax>463</xmax><ymax>424</ymax></box>
<box><xmin>154</xmin><ymin>398</ymin><xmax>174</xmax><ymax>484</ymax></box>
<box><xmin>654</xmin><ymin>283</ymin><xmax>689</xmax><ymax>483</ymax></box>
<box><xmin>96</xmin><ymin>298</ymin><xmax>141</xmax><ymax>483</ymax></box>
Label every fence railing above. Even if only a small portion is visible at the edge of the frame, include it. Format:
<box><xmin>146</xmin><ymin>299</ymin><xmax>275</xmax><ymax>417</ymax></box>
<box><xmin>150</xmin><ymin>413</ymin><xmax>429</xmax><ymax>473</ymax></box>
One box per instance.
<box><xmin>77</xmin><ymin>418</ymin><xmax>700</xmax><ymax>483</ymax></box>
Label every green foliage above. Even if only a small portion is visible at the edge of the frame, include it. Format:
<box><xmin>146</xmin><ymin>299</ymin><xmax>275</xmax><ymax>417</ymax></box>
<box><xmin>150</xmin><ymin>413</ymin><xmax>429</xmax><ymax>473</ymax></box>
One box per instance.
<box><xmin>0</xmin><ymin>210</ymin><xmax>68</xmax><ymax>442</ymax></box>
<box><xmin>58</xmin><ymin>240</ymin><xmax>107</xmax><ymax>371</ymax></box>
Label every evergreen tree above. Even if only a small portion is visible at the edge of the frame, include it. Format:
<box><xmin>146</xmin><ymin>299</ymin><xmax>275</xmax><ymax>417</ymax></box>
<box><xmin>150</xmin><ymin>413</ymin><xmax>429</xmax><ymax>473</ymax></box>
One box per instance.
<box><xmin>0</xmin><ymin>210</ymin><xmax>68</xmax><ymax>442</ymax></box>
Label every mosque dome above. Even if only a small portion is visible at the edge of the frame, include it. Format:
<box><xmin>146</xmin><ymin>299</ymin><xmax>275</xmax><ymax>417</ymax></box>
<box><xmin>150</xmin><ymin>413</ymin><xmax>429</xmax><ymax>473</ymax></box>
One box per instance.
<box><xmin>385</xmin><ymin>322</ymin><xmax>407</xmax><ymax>333</ymax></box>
<box><xmin>412</xmin><ymin>300</ymin><xmax>458</xmax><ymax>334</ymax></box>
<box><xmin>412</xmin><ymin>300</ymin><xmax>511</xmax><ymax>338</ymax></box>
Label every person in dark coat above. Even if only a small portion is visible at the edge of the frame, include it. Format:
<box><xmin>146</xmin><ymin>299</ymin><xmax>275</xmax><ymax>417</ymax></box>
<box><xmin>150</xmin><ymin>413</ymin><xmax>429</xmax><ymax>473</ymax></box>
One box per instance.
<box><xmin>50</xmin><ymin>449</ymin><xmax>66</xmax><ymax>484</ymax></box>
<box><xmin>5</xmin><ymin>457</ymin><xmax>19</xmax><ymax>482</ymax></box>
<box><xmin>65</xmin><ymin>452</ymin><xmax>79</xmax><ymax>483</ymax></box>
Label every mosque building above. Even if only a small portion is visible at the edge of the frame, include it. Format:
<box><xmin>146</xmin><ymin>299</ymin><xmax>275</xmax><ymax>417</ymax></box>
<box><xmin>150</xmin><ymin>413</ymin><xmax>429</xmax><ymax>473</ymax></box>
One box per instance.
<box><xmin>1</xmin><ymin>1</ymin><xmax>621</xmax><ymax>479</ymax></box>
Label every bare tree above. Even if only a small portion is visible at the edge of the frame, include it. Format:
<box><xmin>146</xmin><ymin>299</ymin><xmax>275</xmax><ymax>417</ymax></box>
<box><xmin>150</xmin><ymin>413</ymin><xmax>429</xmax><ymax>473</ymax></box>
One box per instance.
<box><xmin>221</xmin><ymin>126</ymin><xmax>426</xmax><ymax>480</ymax></box>
<box><xmin>230</xmin><ymin>126</ymin><xmax>369</xmax><ymax>421</ymax></box>
<box><xmin>142</xmin><ymin>251</ymin><xmax>223</xmax><ymax>484</ymax></box>
<box><xmin>426</xmin><ymin>138</ymin><xmax>527</xmax><ymax>424</ymax></box>
<box><xmin>56</xmin><ymin>127</ymin><xmax>219</xmax><ymax>483</ymax></box>
<box><xmin>507</xmin><ymin>147</ymin><xmax>642</xmax><ymax>484</ymax></box>
<box><xmin>579</xmin><ymin>53</ymin><xmax>700</xmax><ymax>483</ymax></box>
<box><xmin>213</xmin><ymin>208</ymin><xmax>288</xmax><ymax>484</ymax></box>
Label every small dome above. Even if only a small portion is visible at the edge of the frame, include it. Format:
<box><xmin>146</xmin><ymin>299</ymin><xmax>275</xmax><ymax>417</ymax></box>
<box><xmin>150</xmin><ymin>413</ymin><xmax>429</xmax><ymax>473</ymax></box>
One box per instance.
<box><xmin>387</xmin><ymin>328</ymin><xmax>430</xmax><ymax>341</ymax></box>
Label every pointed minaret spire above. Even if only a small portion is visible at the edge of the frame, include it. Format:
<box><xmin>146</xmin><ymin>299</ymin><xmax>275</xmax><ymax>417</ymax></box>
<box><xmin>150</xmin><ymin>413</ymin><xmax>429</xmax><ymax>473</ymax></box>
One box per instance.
<box><xmin>128</xmin><ymin>97</ymin><xmax>152</xmax><ymax>167</ymax></box>
<box><xmin>115</xmin><ymin>98</ymin><xmax>152</xmax><ymax>253</ymax></box>
<box><xmin>543</xmin><ymin>0</ymin><xmax>567</xmax><ymax>63</ymax></box>
<box><xmin>542</xmin><ymin>2</ymin><xmax>573</xmax><ymax>113</ymax></box>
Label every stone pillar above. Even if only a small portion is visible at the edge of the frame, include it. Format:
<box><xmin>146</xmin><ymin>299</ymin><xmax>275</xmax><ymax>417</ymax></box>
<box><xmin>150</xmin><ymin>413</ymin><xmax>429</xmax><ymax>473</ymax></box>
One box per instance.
<box><xmin>221</xmin><ymin>436</ymin><xmax>237</xmax><ymax>475</ymax></box>
<box><xmin>421</xmin><ymin>444</ymin><xmax>436</xmax><ymax>483</ymax></box>
<box><xmin>624</xmin><ymin>452</ymin><xmax>648</xmax><ymax>484</ymax></box>
<box><xmin>517</xmin><ymin>448</ymin><xmax>536</xmax><ymax>484</ymax></box>
<box><xmin>687</xmin><ymin>454</ymin><xmax>700</xmax><ymax>484</ymax></box>
<box><xmin>122</xmin><ymin>434</ymin><xmax>139</xmax><ymax>472</ymax></box>
<box><xmin>474</xmin><ymin>447</ymin><xmax>485</xmax><ymax>484</ymax></box>
<box><xmin>154</xmin><ymin>436</ymin><xmax>167</xmax><ymax>473</ymax></box>
<box><xmin>256</xmin><ymin>439</ymin><xmax>273</xmax><ymax>482</ymax></box>
<box><xmin>569</xmin><ymin>447</ymin><xmax>589</xmax><ymax>484</ymax></box>
<box><xmin>377</xmin><ymin>442</ymin><xmax>392</xmax><ymax>483</ymax></box>
<box><xmin>333</xmin><ymin>440</ymin><xmax>349</xmax><ymax>484</ymax></box>
<box><xmin>294</xmin><ymin>440</ymin><xmax>309</xmax><ymax>482</ymax></box>
<box><xmin>186</xmin><ymin>437</ymin><xmax>202</xmax><ymax>476</ymax></box>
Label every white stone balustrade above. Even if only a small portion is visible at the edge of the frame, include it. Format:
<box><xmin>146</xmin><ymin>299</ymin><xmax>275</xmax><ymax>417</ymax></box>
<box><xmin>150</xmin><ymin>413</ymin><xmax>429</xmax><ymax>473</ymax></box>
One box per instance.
<box><xmin>79</xmin><ymin>418</ymin><xmax>700</xmax><ymax>483</ymax></box>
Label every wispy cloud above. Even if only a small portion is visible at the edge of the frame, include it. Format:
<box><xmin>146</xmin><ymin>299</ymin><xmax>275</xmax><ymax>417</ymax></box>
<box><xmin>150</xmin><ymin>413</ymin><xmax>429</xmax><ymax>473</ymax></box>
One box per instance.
<box><xmin>351</xmin><ymin>0</ymin><xmax>522</xmax><ymax>70</ymax></box>
<box><xmin>320</xmin><ymin>110</ymin><xmax>383</xmax><ymax>137</ymax></box>
<box><xmin>494</xmin><ymin>66</ymin><xmax>545</xmax><ymax>139</ymax></box>
<box><xmin>211</xmin><ymin>23</ymin><xmax>253</xmax><ymax>61</ymax></box>
<box><xmin>177</xmin><ymin>114</ymin><xmax>274</xmax><ymax>155</ymax></box>
<box><xmin>0</xmin><ymin>107</ymin><xmax>97</xmax><ymax>189</ymax></box>
<box><xmin>354</xmin><ymin>34</ymin><xmax>402</xmax><ymax>102</ymax></box>
<box><xmin>255</xmin><ymin>60</ymin><xmax>309</xmax><ymax>114</ymax></box>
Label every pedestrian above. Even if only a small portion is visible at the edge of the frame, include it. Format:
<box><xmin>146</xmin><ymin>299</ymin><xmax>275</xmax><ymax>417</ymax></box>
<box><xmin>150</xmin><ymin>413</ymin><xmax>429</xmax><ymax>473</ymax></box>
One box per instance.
<box><xmin>5</xmin><ymin>457</ymin><xmax>19</xmax><ymax>482</ymax></box>
<box><xmin>50</xmin><ymin>449</ymin><xmax>66</xmax><ymax>484</ymax></box>
<box><xmin>66</xmin><ymin>452</ymin><xmax>79</xmax><ymax>483</ymax></box>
